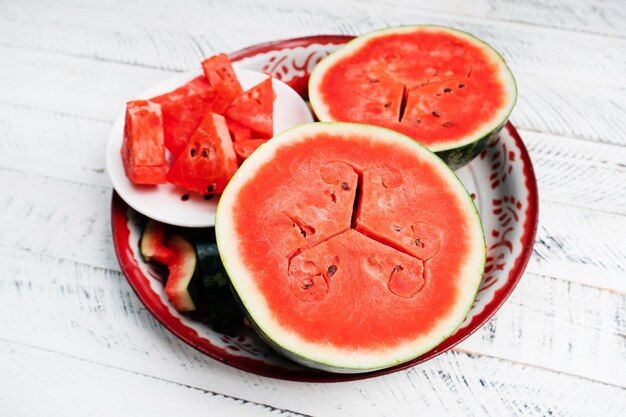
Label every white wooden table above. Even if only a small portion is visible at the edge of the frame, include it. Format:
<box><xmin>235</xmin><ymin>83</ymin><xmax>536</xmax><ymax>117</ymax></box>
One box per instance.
<box><xmin>1</xmin><ymin>0</ymin><xmax>625</xmax><ymax>415</ymax></box>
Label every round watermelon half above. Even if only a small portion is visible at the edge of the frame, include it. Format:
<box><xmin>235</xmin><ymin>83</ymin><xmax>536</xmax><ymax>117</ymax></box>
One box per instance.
<box><xmin>308</xmin><ymin>26</ymin><xmax>517</xmax><ymax>169</ymax></box>
<box><xmin>215</xmin><ymin>122</ymin><xmax>485</xmax><ymax>373</ymax></box>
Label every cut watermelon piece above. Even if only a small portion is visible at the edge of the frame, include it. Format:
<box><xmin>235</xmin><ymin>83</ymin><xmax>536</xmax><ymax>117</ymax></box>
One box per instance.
<box><xmin>140</xmin><ymin>220</ymin><xmax>173</xmax><ymax>264</ymax></box>
<box><xmin>225</xmin><ymin>77</ymin><xmax>275</xmax><ymax>139</ymax></box>
<box><xmin>164</xmin><ymin>234</ymin><xmax>198</xmax><ymax>312</ymax></box>
<box><xmin>121</xmin><ymin>100</ymin><xmax>167</xmax><ymax>185</ymax></box>
<box><xmin>216</xmin><ymin>123</ymin><xmax>485</xmax><ymax>372</ymax></box>
<box><xmin>151</xmin><ymin>76</ymin><xmax>232</xmax><ymax>157</ymax></box>
<box><xmin>202</xmin><ymin>53</ymin><xmax>243</xmax><ymax>110</ymax></box>
<box><xmin>226</xmin><ymin>118</ymin><xmax>254</xmax><ymax>142</ymax></box>
<box><xmin>309</xmin><ymin>26</ymin><xmax>517</xmax><ymax>168</ymax></box>
<box><xmin>166</xmin><ymin>112</ymin><xmax>238</xmax><ymax>195</ymax></box>
<box><xmin>233</xmin><ymin>139</ymin><xmax>268</xmax><ymax>163</ymax></box>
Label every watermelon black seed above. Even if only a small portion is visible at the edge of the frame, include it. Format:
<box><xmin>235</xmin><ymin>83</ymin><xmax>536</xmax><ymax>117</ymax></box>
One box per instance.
<box><xmin>384</xmin><ymin>102</ymin><xmax>392</xmax><ymax>108</ymax></box>
<box><xmin>202</xmin><ymin>149</ymin><xmax>209</xmax><ymax>157</ymax></box>
<box><xmin>203</xmin><ymin>194</ymin><xmax>213</xmax><ymax>200</ymax></box>
<box><xmin>301</xmin><ymin>279</ymin><xmax>313</xmax><ymax>290</ymax></box>
<box><xmin>393</xmin><ymin>225</ymin><xmax>401</xmax><ymax>232</ymax></box>
<box><xmin>432</xmin><ymin>111</ymin><xmax>440</xmax><ymax>117</ymax></box>
<box><xmin>443</xmin><ymin>88</ymin><xmax>452</xmax><ymax>93</ymax></box>
<box><xmin>206</xmin><ymin>184</ymin><xmax>215</xmax><ymax>193</ymax></box>
<box><xmin>414</xmin><ymin>119</ymin><xmax>422</xmax><ymax>125</ymax></box>
<box><xmin>414</xmin><ymin>238</ymin><xmax>424</xmax><ymax>248</ymax></box>
<box><xmin>181</xmin><ymin>194</ymin><xmax>190</xmax><ymax>201</ymax></box>
<box><xmin>190</xmin><ymin>149</ymin><xmax>197</xmax><ymax>157</ymax></box>
<box><xmin>341</xmin><ymin>182</ymin><xmax>350</xmax><ymax>190</ymax></box>
<box><xmin>458</xmin><ymin>84</ymin><xmax>465</xmax><ymax>88</ymax></box>
<box><xmin>443</xmin><ymin>122</ymin><xmax>453</xmax><ymax>127</ymax></box>
<box><xmin>394</xmin><ymin>264</ymin><xmax>404</xmax><ymax>271</ymax></box>
<box><xmin>327</xmin><ymin>265</ymin><xmax>337</xmax><ymax>276</ymax></box>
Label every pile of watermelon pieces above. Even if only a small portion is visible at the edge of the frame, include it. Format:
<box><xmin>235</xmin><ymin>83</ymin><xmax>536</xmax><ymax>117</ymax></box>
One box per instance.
<box><xmin>121</xmin><ymin>53</ymin><xmax>276</xmax><ymax>195</ymax></box>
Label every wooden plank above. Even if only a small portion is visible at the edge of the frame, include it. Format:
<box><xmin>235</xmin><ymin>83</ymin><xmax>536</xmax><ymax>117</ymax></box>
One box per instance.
<box><xmin>1</xmin><ymin>131</ymin><xmax>625</xmax><ymax>292</ymax></box>
<box><xmin>1</xmin><ymin>246</ymin><xmax>624</xmax><ymax>388</ymax></box>
<box><xmin>0</xmin><ymin>42</ymin><xmax>624</xmax><ymax>151</ymax></box>
<box><xmin>0</xmin><ymin>340</ymin><xmax>304</xmax><ymax>417</ymax></box>
<box><xmin>1</xmin><ymin>252</ymin><xmax>625</xmax><ymax>416</ymax></box>
<box><xmin>0</xmin><ymin>0</ymin><xmax>624</xmax><ymax>88</ymax></box>
<box><xmin>459</xmin><ymin>271</ymin><xmax>626</xmax><ymax>387</ymax></box>
<box><xmin>369</xmin><ymin>0</ymin><xmax>626</xmax><ymax>37</ymax></box>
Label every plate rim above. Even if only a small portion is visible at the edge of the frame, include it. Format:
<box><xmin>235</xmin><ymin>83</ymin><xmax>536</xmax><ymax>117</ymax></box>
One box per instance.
<box><xmin>110</xmin><ymin>35</ymin><xmax>539</xmax><ymax>382</ymax></box>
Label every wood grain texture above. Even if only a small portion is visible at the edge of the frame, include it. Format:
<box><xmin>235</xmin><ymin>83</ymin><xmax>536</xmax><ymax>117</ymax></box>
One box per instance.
<box><xmin>366</xmin><ymin>0</ymin><xmax>626</xmax><ymax>37</ymax></box>
<box><xmin>1</xmin><ymin>250</ymin><xmax>625</xmax><ymax>416</ymax></box>
<box><xmin>0</xmin><ymin>340</ymin><xmax>305</xmax><ymax>417</ymax></box>
<box><xmin>2</xmin><ymin>0</ymin><xmax>626</xmax><ymax>414</ymax></box>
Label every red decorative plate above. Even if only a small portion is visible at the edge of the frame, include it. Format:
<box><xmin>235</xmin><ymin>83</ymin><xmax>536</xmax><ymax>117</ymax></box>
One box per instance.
<box><xmin>111</xmin><ymin>35</ymin><xmax>539</xmax><ymax>382</ymax></box>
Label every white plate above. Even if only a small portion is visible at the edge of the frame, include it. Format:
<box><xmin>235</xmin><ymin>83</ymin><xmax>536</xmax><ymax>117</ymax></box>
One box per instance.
<box><xmin>106</xmin><ymin>68</ymin><xmax>313</xmax><ymax>227</ymax></box>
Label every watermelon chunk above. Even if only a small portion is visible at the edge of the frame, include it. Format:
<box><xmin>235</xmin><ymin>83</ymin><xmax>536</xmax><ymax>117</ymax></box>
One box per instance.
<box><xmin>166</xmin><ymin>112</ymin><xmax>238</xmax><ymax>195</ymax></box>
<box><xmin>151</xmin><ymin>76</ymin><xmax>230</xmax><ymax>157</ymax></box>
<box><xmin>226</xmin><ymin>118</ymin><xmax>254</xmax><ymax>142</ymax></box>
<box><xmin>233</xmin><ymin>139</ymin><xmax>268</xmax><ymax>163</ymax></box>
<box><xmin>121</xmin><ymin>100</ymin><xmax>167</xmax><ymax>185</ymax></box>
<box><xmin>225</xmin><ymin>77</ymin><xmax>275</xmax><ymax>139</ymax></box>
<box><xmin>202</xmin><ymin>53</ymin><xmax>243</xmax><ymax>109</ymax></box>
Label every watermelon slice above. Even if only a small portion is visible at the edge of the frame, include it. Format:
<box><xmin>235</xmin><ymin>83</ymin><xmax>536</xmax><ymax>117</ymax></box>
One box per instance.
<box><xmin>233</xmin><ymin>139</ymin><xmax>268</xmax><ymax>163</ymax></box>
<box><xmin>309</xmin><ymin>26</ymin><xmax>517</xmax><ymax>168</ymax></box>
<box><xmin>151</xmin><ymin>76</ymin><xmax>229</xmax><ymax>157</ymax></box>
<box><xmin>226</xmin><ymin>118</ymin><xmax>254</xmax><ymax>142</ymax></box>
<box><xmin>164</xmin><ymin>234</ymin><xmax>198</xmax><ymax>312</ymax></box>
<box><xmin>167</xmin><ymin>112</ymin><xmax>238</xmax><ymax>195</ymax></box>
<box><xmin>121</xmin><ymin>100</ymin><xmax>167</xmax><ymax>185</ymax></box>
<box><xmin>225</xmin><ymin>77</ymin><xmax>275</xmax><ymax>139</ymax></box>
<box><xmin>140</xmin><ymin>219</ymin><xmax>173</xmax><ymax>264</ymax></box>
<box><xmin>215</xmin><ymin>123</ymin><xmax>485</xmax><ymax>372</ymax></box>
<box><xmin>202</xmin><ymin>53</ymin><xmax>243</xmax><ymax>108</ymax></box>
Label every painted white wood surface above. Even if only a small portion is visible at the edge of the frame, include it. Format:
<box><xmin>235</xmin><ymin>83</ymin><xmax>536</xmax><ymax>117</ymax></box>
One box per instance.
<box><xmin>1</xmin><ymin>0</ymin><xmax>625</xmax><ymax>415</ymax></box>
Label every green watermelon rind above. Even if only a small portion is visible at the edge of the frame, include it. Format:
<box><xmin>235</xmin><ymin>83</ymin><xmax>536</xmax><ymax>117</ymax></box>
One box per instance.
<box><xmin>308</xmin><ymin>25</ymin><xmax>518</xmax><ymax>169</ymax></box>
<box><xmin>215</xmin><ymin>122</ymin><xmax>486</xmax><ymax>372</ymax></box>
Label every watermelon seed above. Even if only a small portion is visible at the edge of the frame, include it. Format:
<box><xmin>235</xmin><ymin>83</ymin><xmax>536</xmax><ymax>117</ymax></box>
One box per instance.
<box><xmin>181</xmin><ymin>194</ymin><xmax>190</xmax><ymax>201</ymax></box>
<box><xmin>443</xmin><ymin>122</ymin><xmax>453</xmax><ymax>127</ymax></box>
<box><xmin>384</xmin><ymin>102</ymin><xmax>392</xmax><ymax>108</ymax></box>
<box><xmin>301</xmin><ymin>279</ymin><xmax>313</xmax><ymax>290</ymax></box>
<box><xmin>327</xmin><ymin>265</ymin><xmax>337</xmax><ymax>276</ymax></box>
<box><xmin>190</xmin><ymin>149</ymin><xmax>197</xmax><ymax>157</ymax></box>
<box><xmin>202</xmin><ymin>149</ymin><xmax>209</xmax><ymax>158</ymax></box>
<box><xmin>394</xmin><ymin>225</ymin><xmax>402</xmax><ymax>232</ymax></box>
<box><xmin>414</xmin><ymin>119</ymin><xmax>422</xmax><ymax>125</ymax></box>
<box><xmin>432</xmin><ymin>111</ymin><xmax>440</xmax><ymax>117</ymax></box>
<box><xmin>203</xmin><ymin>194</ymin><xmax>213</xmax><ymax>200</ymax></box>
<box><xmin>341</xmin><ymin>181</ymin><xmax>350</xmax><ymax>191</ymax></box>
<box><xmin>458</xmin><ymin>84</ymin><xmax>465</xmax><ymax>88</ymax></box>
<box><xmin>394</xmin><ymin>265</ymin><xmax>403</xmax><ymax>271</ymax></box>
<box><xmin>443</xmin><ymin>88</ymin><xmax>452</xmax><ymax>93</ymax></box>
<box><xmin>330</xmin><ymin>192</ymin><xmax>337</xmax><ymax>203</ymax></box>
<box><xmin>414</xmin><ymin>238</ymin><xmax>425</xmax><ymax>248</ymax></box>
<box><xmin>206</xmin><ymin>184</ymin><xmax>215</xmax><ymax>193</ymax></box>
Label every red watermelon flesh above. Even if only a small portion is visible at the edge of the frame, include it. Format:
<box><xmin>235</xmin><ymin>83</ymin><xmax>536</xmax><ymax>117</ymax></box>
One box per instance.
<box><xmin>309</xmin><ymin>26</ymin><xmax>517</xmax><ymax>160</ymax></box>
<box><xmin>202</xmin><ymin>53</ymin><xmax>243</xmax><ymax>103</ymax></box>
<box><xmin>166</xmin><ymin>112</ymin><xmax>237</xmax><ymax>195</ymax></box>
<box><xmin>151</xmin><ymin>76</ymin><xmax>229</xmax><ymax>157</ymax></box>
<box><xmin>216</xmin><ymin>123</ymin><xmax>485</xmax><ymax>371</ymax></box>
<box><xmin>121</xmin><ymin>100</ymin><xmax>167</xmax><ymax>185</ymax></box>
<box><xmin>225</xmin><ymin>77</ymin><xmax>275</xmax><ymax>139</ymax></box>
<box><xmin>233</xmin><ymin>139</ymin><xmax>268</xmax><ymax>163</ymax></box>
<box><xmin>226</xmin><ymin>118</ymin><xmax>254</xmax><ymax>142</ymax></box>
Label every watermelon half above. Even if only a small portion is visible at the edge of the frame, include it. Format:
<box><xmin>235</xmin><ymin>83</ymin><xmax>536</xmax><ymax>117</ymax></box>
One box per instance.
<box><xmin>215</xmin><ymin>123</ymin><xmax>485</xmax><ymax>372</ymax></box>
<box><xmin>308</xmin><ymin>26</ymin><xmax>517</xmax><ymax>168</ymax></box>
